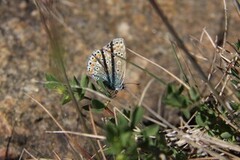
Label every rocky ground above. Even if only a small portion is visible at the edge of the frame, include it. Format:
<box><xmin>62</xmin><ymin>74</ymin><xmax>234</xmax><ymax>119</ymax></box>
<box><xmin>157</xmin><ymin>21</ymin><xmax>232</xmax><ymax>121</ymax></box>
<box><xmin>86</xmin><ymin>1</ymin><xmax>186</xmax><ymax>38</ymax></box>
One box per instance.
<box><xmin>0</xmin><ymin>0</ymin><xmax>239</xmax><ymax>159</ymax></box>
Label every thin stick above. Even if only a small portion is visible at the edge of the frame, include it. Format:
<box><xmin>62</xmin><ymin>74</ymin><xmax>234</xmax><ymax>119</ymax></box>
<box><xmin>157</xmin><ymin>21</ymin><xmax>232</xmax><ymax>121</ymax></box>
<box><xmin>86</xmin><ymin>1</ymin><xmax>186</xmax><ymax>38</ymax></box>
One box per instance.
<box><xmin>89</xmin><ymin>108</ymin><xmax>106</xmax><ymax>160</ymax></box>
<box><xmin>19</xmin><ymin>148</ymin><xmax>38</xmax><ymax>160</ymax></box>
<box><xmin>127</xmin><ymin>48</ymin><xmax>190</xmax><ymax>90</ymax></box>
<box><xmin>46</xmin><ymin>131</ymin><xmax>106</xmax><ymax>140</ymax></box>
<box><xmin>138</xmin><ymin>78</ymin><xmax>154</xmax><ymax>106</ymax></box>
<box><xmin>222</xmin><ymin>0</ymin><xmax>228</xmax><ymax>48</ymax></box>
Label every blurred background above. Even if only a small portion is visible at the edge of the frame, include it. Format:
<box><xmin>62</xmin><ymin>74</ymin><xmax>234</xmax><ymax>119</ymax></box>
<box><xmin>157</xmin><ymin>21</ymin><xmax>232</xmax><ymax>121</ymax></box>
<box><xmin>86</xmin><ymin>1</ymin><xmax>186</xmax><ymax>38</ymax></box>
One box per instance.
<box><xmin>0</xmin><ymin>0</ymin><xmax>239</xmax><ymax>159</ymax></box>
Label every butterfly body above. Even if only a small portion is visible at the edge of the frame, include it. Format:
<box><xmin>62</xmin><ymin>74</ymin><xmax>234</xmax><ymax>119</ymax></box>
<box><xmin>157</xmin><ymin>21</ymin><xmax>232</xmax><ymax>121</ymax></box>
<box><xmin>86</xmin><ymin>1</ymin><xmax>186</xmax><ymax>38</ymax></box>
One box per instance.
<box><xmin>87</xmin><ymin>38</ymin><xmax>126</xmax><ymax>94</ymax></box>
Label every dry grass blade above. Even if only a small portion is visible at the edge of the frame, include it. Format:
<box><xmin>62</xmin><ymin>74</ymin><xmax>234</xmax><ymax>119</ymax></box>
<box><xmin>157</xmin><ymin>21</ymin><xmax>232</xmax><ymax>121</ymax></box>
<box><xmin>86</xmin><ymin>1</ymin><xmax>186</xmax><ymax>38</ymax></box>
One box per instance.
<box><xmin>85</xmin><ymin>87</ymin><xmax>135</xmax><ymax>113</ymax></box>
<box><xmin>53</xmin><ymin>151</ymin><xmax>61</xmax><ymax>160</ymax></box>
<box><xmin>138</xmin><ymin>78</ymin><xmax>154</xmax><ymax>106</ymax></box>
<box><xmin>143</xmin><ymin>116</ymin><xmax>167</xmax><ymax>128</ymax></box>
<box><xmin>222</xmin><ymin>0</ymin><xmax>228</xmax><ymax>48</ymax></box>
<box><xmin>19</xmin><ymin>148</ymin><xmax>38</xmax><ymax>160</ymax></box>
<box><xmin>199</xmin><ymin>134</ymin><xmax>240</xmax><ymax>156</ymax></box>
<box><xmin>45</xmin><ymin>131</ymin><xmax>106</xmax><ymax>140</ymax></box>
<box><xmin>234</xmin><ymin>0</ymin><xmax>240</xmax><ymax>16</ymax></box>
<box><xmin>127</xmin><ymin>48</ymin><xmax>190</xmax><ymax>90</ymax></box>
<box><xmin>113</xmin><ymin>107</ymin><xmax>131</xmax><ymax>125</ymax></box>
<box><xmin>25</xmin><ymin>93</ymin><xmax>91</xmax><ymax>159</ymax></box>
<box><xmin>89</xmin><ymin>108</ymin><xmax>106</xmax><ymax>160</ymax></box>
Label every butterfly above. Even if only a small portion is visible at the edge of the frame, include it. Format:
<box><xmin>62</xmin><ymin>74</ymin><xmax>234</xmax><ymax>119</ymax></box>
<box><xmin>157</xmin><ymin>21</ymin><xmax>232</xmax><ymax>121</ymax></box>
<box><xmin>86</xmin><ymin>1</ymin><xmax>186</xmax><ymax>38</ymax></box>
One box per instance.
<box><xmin>87</xmin><ymin>38</ymin><xmax>126</xmax><ymax>97</ymax></box>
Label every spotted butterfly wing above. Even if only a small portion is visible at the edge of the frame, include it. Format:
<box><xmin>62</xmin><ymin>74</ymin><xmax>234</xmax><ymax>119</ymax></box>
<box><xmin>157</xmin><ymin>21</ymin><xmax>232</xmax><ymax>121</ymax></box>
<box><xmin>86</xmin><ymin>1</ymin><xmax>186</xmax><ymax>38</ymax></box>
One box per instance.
<box><xmin>87</xmin><ymin>38</ymin><xmax>126</xmax><ymax>93</ymax></box>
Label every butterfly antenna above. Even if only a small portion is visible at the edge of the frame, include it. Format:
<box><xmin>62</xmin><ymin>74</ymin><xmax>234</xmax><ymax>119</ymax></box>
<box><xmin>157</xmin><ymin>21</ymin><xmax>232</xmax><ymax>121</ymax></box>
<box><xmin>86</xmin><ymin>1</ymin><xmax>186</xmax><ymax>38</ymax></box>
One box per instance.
<box><xmin>124</xmin><ymin>82</ymin><xmax>140</xmax><ymax>88</ymax></box>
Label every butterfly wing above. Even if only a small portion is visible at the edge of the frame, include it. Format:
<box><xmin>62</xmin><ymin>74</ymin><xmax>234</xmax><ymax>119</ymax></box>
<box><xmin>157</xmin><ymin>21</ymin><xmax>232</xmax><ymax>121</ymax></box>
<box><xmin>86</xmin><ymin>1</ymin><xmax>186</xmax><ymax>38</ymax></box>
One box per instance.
<box><xmin>87</xmin><ymin>49</ymin><xmax>110</xmax><ymax>83</ymax></box>
<box><xmin>103</xmin><ymin>38</ymin><xmax>126</xmax><ymax>90</ymax></box>
<box><xmin>87</xmin><ymin>38</ymin><xmax>126</xmax><ymax>91</ymax></box>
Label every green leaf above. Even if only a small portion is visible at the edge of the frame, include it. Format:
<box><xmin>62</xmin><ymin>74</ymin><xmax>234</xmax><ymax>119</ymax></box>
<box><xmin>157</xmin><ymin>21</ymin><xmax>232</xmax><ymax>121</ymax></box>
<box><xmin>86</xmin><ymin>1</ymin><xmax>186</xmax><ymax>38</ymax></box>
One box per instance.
<box><xmin>44</xmin><ymin>73</ymin><xmax>63</xmax><ymax>90</ymax></box>
<box><xmin>120</xmin><ymin>132</ymin><xmax>132</xmax><ymax>147</ymax></box>
<box><xmin>81</xmin><ymin>75</ymin><xmax>89</xmax><ymax>89</ymax></box>
<box><xmin>44</xmin><ymin>81</ymin><xmax>62</xmax><ymax>90</ymax></box>
<box><xmin>142</xmin><ymin>124</ymin><xmax>159</xmax><ymax>137</ymax></box>
<box><xmin>231</xmin><ymin>79</ymin><xmax>239</xmax><ymax>85</ymax></box>
<box><xmin>195</xmin><ymin>113</ymin><xmax>208</xmax><ymax>126</ymax></box>
<box><xmin>174</xmin><ymin>150</ymin><xmax>187</xmax><ymax>160</ymax></box>
<box><xmin>178</xmin><ymin>85</ymin><xmax>184</xmax><ymax>94</ymax></box>
<box><xmin>163</xmin><ymin>84</ymin><xmax>191</xmax><ymax>108</ymax></box>
<box><xmin>73</xmin><ymin>76</ymin><xmax>86</xmax><ymax>101</ymax></box>
<box><xmin>182</xmin><ymin>109</ymin><xmax>190</xmax><ymax>119</ymax></box>
<box><xmin>95</xmin><ymin>80</ymin><xmax>112</xmax><ymax>97</ymax></box>
<box><xmin>130</xmin><ymin>107</ymin><xmax>144</xmax><ymax>128</ymax></box>
<box><xmin>73</xmin><ymin>76</ymin><xmax>80</xmax><ymax>85</ymax></box>
<box><xmin>231</xmin><ymin>68</ymin><xmax>240</xmax><ymax>79</ymax></box>
<box><xmin>61</xmin><ymin>94</ymin><xmax>71</xmax><ymax>105</ymax></box>
<box><xmin>45</xmin><ymin>73</ymin><xmax>58</xmax><ymax>82</ymax></box>
<box><xmin>80</xmin><ymin>75</ymin><xmax>89</xmax><ymax>100</ymax></box>
<box><xmin>164</xmin><ymin>94</ymin><xmax>189</xmax><ymax>108</ymax></box>
<box><xmin>117</xmin><ymin>113</ymin><xmax>129</xmax><ymax>131</ymax></box>
<box><xmin>89</xmin><ymin>82</ymin><xmax>97</xmax><ymax>91</ymax></box>
<box><xmin>116</xmin><ymin>154</ymin><xmax>126</xmax><ymax>160</ymax></box>
<box><xmin>189</xmin><ymin>87</ymin><xmax>200</xmax><ymax>101</ymax></box>
<box><xmin>106</xmin><ymin>122</ymin><xmax>118</xmax><ymax>142</ymax></box>
<box><xmin>235</xmin><ymin>39</ymin><xmax>240</xmax><ymax>51</ymax></box>
<box><xmin>96</xmin><ymin>80</ymin><xmax>107</xmax><ymax>91</ymax></box>
<box><xmin>91</xmin><ymin>99</ymin><xmax>106</xmax><ymax>112</ymax></box>
<box><xmin>220</xmin><ymin>132</ymin><xmax>232</xmax><ymax>139</ymax></box>
<box><xmin>230</xmin><ymin>102</ymin><xmax>240</xmax><ymax>111</ymax></box>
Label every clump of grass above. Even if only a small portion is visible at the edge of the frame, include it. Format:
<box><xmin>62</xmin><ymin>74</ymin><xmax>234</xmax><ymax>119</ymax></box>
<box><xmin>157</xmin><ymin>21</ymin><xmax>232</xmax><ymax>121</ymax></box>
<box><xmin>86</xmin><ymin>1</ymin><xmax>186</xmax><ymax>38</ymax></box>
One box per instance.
<box><xmin>23</xmin><ymin>0</ymin><xmax>240</xmax><ymax>159</ymax></box>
